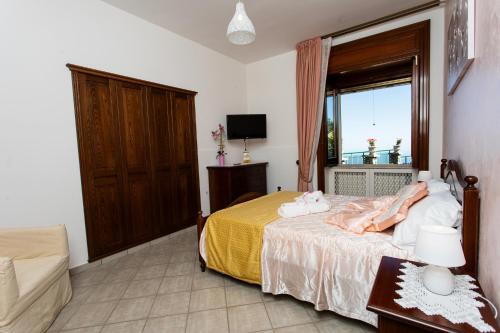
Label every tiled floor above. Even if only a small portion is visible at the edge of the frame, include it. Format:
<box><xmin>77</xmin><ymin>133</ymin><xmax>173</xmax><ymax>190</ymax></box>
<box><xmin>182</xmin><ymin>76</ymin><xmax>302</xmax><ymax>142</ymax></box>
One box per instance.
<box><xmin>49</xmin><ymin>228</ymin><xmax>376</xmax><ymax>333</ymax></box>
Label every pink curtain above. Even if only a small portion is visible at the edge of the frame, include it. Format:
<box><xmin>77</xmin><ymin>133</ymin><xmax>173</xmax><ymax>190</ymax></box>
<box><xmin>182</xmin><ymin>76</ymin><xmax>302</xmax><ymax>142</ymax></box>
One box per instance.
<box><xmin>296</xmin><ymin>37</ymin><xmax>322</xmax><ymax>191</ymax></box>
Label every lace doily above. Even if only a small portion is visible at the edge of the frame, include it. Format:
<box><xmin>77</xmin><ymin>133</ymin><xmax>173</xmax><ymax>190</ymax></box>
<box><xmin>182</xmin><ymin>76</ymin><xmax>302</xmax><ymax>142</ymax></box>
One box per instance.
<box><xmin>394</xmin><ymin>262</ymin><xmax>495</xmax><ymax>333</ymax></box>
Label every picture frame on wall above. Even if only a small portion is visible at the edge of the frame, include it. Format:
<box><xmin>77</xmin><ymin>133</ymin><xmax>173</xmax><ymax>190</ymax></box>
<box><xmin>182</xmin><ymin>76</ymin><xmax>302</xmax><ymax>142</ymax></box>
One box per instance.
<box><xmin>447</xmin><ymin>0</ymin><xmax>475</xmax><ymax>95</ymax></box>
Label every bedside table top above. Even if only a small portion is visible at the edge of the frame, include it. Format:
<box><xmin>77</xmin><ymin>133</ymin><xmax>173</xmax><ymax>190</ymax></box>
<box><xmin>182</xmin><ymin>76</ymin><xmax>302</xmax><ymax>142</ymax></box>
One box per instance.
<box><xmin>367</xmin><ymin>256</ymin><xmax>499</xmax><ymax>333</ymax></box>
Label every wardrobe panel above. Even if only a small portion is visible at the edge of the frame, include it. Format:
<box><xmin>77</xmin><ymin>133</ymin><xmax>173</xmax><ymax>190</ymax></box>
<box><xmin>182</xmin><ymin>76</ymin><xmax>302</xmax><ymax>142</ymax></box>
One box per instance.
<box><xmin>116</xmin><ymin>81</ymin><xmax>154</xmax><ymax>244</ymax></box>
<box><xmin>75</xmin><ymin>73</ymin><xmax>126</xmax><ymax>259</ymax></box>
<box><xmin>172</xmin><ymin>93</ymin><xmax>193</xmax><ymax>164</ymax></box>
<box><xmin>91</xmin><ymin>178</ymin><xmax>126</xmax><ymax>255</ymax></box>
<box><xmin>118</xmin><ymin>82</ymin><xmax>149</xmax><ymax>171</ymax></box>
<box><xmin>126</xmin><ymin>175</ymin><xmax>153</xmax><ymax>243</ymax></box>
<box><xmin>171</xmin><ymin>92</ymin><xmax>199</xmax><ymax>229</ymax></box>
<box><xmin>156</xmin><ymin>173</ymin><xmax>175</xmax><ymax>235</ymax></box>
<box><xmin>175</xmin><ymin>167</ymin><xmax>198</xmax><ymax>229</ymax></box>
<box><xmin>149</xmin><ymin>88</ymin><xmax>174</xmax><ymax>167</ymax></box>
<box><xmin>148</xmin><ymin>88</ymin><xmax>175</xmax><ymax>236</ymax></box>
<box><xmin>84</xmin><ymin>76</ymin><xmax>119</xmax><ymax>175</ymax></box>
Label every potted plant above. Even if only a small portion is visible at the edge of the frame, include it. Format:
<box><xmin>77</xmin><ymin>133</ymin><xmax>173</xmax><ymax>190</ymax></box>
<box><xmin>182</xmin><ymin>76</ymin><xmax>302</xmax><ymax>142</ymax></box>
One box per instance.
<box><xmin>364</xmin><ymin>138</ymin><xmax>377</xmax><ymax>164</ymax></box>
<box><xmin>389</xmin><ymin>138</ymin><xmax>402</xmax><ymax>164</ymax></box>
<box><xmin>211</xmin><ymin>124</ymin><xmax>227</xmax><ymax>166</ymax></box>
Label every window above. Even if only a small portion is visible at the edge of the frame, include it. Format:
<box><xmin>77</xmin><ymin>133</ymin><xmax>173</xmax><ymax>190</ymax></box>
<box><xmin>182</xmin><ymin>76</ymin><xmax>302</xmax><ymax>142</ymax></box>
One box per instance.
<box><xmin>326</xmin><ymin>79</ymin><xmax>412</xmax><ymax>166</ymax></box>
<box><xmin>317</xmin><ymin>21</ymin><xmax>430</xmax><ymax>191</ymax></box>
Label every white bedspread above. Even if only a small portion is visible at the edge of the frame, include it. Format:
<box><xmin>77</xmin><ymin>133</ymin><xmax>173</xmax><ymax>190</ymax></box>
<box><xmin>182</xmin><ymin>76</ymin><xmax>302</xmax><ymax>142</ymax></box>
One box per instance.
<box><xmin>200</xmin><ymin>194</ymin><xmax>416</xmax><ymax>326</ymax></box>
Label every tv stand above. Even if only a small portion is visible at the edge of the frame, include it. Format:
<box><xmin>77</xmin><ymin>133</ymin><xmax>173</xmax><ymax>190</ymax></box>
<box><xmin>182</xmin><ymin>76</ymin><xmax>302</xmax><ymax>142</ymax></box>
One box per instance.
<box><xmin>207</xmin><ymin>162</ymin><xmax>268</xmax><ymax>212</ymax></box>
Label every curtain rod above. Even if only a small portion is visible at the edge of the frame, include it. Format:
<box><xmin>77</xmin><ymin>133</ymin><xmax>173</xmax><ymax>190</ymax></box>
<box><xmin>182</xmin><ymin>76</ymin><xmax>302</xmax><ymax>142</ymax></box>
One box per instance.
<box><xmin>321</xmin><ymin>0</ymin><xmax>443</xmax><ymax>40</ymax></box>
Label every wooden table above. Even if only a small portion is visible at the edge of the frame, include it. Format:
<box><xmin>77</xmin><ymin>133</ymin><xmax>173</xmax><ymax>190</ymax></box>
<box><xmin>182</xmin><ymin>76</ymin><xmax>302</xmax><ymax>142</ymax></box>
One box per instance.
<box><xmin>367</xmin><ymin>256</ymin><xmax>499</xmax><ymax>333</ymax></box>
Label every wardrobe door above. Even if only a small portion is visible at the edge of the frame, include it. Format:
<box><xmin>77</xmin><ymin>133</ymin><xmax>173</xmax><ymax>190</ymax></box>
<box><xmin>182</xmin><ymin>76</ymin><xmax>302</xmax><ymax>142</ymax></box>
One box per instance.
<box><xmin>116</xmin><ymin>81</ymin><xmax>154</xmax><ymax>245</ymax></box>
<box><xmin>148</xmin><ymin>87</ymin><xmax>175</xmax><ymax>237</ymax></box>
<box><xmin>171</xmin><ymin>92</ymin><xmax>200</xmax><ymax>231</ymax></box>
<box><xmin>75</xmin><ymin>73</ymin><xmax>126</xmax><ymax>260</ymax></box>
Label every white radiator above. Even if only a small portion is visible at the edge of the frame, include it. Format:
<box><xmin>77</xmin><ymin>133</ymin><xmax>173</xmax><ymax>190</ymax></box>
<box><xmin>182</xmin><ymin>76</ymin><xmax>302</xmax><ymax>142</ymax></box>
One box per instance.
<box><xmin>326</xmin><ymin>167</ymin><xmax>417</xmax><ymax>197</ymax></box>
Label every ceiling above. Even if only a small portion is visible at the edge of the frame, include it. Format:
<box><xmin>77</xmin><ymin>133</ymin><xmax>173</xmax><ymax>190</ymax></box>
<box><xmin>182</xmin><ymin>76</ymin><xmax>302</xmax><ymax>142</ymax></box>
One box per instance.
<box><xmin>102</xmin><ymin>0</ymin><xmax>432</xmax><ymax>64</ymax></box>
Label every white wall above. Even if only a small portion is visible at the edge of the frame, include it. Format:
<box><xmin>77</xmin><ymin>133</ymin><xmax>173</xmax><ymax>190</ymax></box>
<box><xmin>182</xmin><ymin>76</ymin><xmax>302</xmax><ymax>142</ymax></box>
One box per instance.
<box><xmin>444</xmin><ymin>0</ymin><xmax>500</xmax><ymax>320</ymax></box>
<box><xmin>246</xmin><ymin>51</ymin><xmax>298</xmax><ymax>192</ymax></box>
<box><xmin>0</xmin><ymin>0</ymin><xmax>247</xmax><ymax>268</ymax></box>
<box><xmin>245</xmin><ymin>8</ymin><xmax>445</xmax><ymax>190</ymax></box>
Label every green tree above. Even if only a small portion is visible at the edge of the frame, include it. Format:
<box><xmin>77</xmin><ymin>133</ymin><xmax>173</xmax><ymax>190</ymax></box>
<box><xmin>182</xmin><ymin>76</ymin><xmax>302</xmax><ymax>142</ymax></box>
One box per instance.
<box><xmin>327</xmin><ymin>118</ymin><xmax>335</xmax><ymax>158</ymax></box>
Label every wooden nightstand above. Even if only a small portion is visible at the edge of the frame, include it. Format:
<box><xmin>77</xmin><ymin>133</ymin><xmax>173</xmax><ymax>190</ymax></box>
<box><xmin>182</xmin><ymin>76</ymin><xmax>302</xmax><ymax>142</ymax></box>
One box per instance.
<box><xmin>367</xmin><ymin>256</ymin><xmax>499</xmax><ymax>333</ymax></box>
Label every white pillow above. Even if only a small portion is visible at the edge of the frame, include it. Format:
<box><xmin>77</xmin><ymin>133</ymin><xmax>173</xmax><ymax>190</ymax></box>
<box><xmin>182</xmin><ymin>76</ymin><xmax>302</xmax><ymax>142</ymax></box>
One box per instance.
<box><xmin>426</xmin><ymin>179</ymin><xmax>451</xmax><ymax>195</ymax></box>
<box><xmin>392</xmin><ymin>191</ymin><xmax>462</xmax><ymax>249</ymax></box>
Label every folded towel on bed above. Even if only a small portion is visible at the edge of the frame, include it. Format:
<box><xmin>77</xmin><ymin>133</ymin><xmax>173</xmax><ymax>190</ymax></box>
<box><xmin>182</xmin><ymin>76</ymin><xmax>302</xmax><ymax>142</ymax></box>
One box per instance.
<box><xmin>295</xmin><ymin>191</ymin><xmax>323</xmax><ymax>204</ymax></box>
<box><xmin>278</xmin><ymin>191</ymin><xmax>331</xmax><ymax>218</ymax></box>
<box><xmin>278</xmin><ymin>202</ymin><xmax>309</xmax><ymax>218</ymax></box>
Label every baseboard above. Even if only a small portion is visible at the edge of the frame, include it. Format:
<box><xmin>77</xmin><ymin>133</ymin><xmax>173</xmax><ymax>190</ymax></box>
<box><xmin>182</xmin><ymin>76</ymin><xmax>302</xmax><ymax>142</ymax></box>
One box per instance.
<box><xmin>69</xmin><ymin>225</ymin><xmax>196</xmax><ymax>276</ymax></box>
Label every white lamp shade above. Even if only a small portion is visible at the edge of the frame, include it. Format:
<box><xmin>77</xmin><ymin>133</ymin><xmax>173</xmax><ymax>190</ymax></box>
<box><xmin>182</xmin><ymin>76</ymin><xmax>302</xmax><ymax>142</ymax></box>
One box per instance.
<box><xmin>417</xmin><ymin>170</ymin><xmax>433</xmax><ymax>182</ymax></box>
<box><xmin>227</xmin><ymin>2</ymin><xmax>256</xmax><ymax>45</ymax></box>
<box><xmin>415</xmin><ymin>225</ymin><xmax>465</xmax><ymax>268</ymax></box>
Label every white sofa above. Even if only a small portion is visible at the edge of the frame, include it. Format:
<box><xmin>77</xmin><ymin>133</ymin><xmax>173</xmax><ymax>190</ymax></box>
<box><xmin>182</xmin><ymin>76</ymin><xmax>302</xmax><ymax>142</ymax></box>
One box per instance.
<box><xmin>0</xmin><ymin>225</ymin><xmax>72</xmax><ymax>333</ymax></box>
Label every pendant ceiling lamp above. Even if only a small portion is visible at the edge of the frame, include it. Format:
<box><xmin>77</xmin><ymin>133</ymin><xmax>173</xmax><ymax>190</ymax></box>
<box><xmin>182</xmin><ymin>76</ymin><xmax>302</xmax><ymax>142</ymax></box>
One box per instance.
<box><xmin>227</xmin><ymin>1</ymin><xmax>256</xmax><ymax>45</ymax></box>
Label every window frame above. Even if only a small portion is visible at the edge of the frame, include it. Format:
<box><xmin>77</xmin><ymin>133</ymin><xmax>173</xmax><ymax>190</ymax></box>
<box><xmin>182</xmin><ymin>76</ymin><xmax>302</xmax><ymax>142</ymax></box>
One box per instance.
<box><xmin>325</xmin><ymin>90</ymin><xmax>340</xmax><ymax>166</ymax></box>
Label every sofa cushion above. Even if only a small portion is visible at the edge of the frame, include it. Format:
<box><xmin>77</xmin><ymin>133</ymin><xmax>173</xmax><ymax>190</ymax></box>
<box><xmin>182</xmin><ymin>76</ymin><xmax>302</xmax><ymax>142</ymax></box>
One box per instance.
<box><xmin>0</xmin><ymin>257</ymin><xmax>19</xmax><ymax>322</ymax></box>
<box><xmin>14</xmin><ymin>255</ymin><xmax>67</xmax><ymax>298</ymax></box>
<box><xmin>1</xmin><ymin>255</ymin><xmax>68</xmax><ymax>325</ymax></box>
<box><xmin>0</xmin><ymin>225</ymin><xmax>69</xmax><ymax>260</ymax></box>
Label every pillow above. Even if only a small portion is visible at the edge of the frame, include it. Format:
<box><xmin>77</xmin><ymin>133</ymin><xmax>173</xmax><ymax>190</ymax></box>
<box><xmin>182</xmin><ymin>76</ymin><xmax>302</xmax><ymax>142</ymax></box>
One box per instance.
<box><xmin>392</xmin><ymin>190</ymin><xmax>462</xmax><ymax>249</ymax></box>
<box><xmin>365</xmin><ymin>182</ymin><xmax>428</xmax><ymax>232</ymax></box>
<box><xmin>426</xmin><ymin>179</ymin><xmax>451</xmax><ymax>195</ymax></box>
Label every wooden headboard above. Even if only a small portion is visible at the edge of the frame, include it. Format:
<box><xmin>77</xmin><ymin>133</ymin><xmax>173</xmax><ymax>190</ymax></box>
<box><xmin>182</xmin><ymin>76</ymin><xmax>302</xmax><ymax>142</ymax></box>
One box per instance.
<box><xmin>440</xmin><ymin>159</ymin><xmax>480</xmax><ymax>277</ymax></box>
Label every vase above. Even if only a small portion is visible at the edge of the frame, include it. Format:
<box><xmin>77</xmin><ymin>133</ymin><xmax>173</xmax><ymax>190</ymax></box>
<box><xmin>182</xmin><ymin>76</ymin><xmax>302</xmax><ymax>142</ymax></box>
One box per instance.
<box><xmin>368</xmin><ymin>145</ymin><xmax>376</xmax><ymax>157</ymax></box>
<box><xmin>218</xmin><ymin>154</ymin><xmax>225</xmax><ymax>166</ymax></box>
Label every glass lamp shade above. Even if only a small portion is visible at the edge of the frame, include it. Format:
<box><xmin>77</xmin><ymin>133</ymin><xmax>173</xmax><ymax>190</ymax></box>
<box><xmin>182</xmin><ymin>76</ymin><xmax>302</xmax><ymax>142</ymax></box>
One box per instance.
<box><xmin>415</xmin><ymin>225</ymin><xmax>466</xmax><ymax>268</ymax></box>
<box><xmin>227</xmin><ymin>2</ymin><xmax>256</xmax><ymax>45</ymax></box>
<box><xmin>417</xmin><ymin>170</ymin><xmax>433</xmax><ymax>182</ymax></box>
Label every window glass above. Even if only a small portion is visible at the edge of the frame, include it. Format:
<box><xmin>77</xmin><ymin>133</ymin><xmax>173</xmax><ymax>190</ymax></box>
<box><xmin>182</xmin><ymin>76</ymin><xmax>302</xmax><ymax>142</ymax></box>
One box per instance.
<box><xmin>326</xmin><ymin>82</ymin><xmax>412</xmax><ymax>165</ymax></box>
<box><xmin>326</xmin><ymin>95</ymin><xmax>335</xmax><ymax>161</ymax></box>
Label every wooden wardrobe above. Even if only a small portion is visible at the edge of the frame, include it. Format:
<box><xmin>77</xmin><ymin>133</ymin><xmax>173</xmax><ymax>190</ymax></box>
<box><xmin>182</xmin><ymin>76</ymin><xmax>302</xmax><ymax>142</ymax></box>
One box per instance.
<box><xmin>68</xmin><ymin>64</ymin><xmax>201</xmax><ymax>261</ymax></box>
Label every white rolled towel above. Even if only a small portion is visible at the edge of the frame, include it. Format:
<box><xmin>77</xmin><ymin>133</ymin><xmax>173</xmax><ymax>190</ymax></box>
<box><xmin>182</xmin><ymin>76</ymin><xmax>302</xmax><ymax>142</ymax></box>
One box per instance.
<box><xmin>278</xmin><ymin>202</ymin><xmax>309</xmax><ymax>218</ymax></box>
<box><xmin>294</xmin><ymin>191</ymin><xmax>331</xmax><ymax>213</ymax></box>
<box><xmin>304</xmin><ymin>191</ymin><xmax>324</xmax><ymax>203</ymax></box>
<box><xmin>307</xmin><ymin>197</ymin><xmax>331</xmax><ymax>214</ymax></box>
<box><xmin>278</xmin><ymin>191</ymin><xmax>331</xmax><ymax>218</ymax></box>
<box><xmin>295</xmin><ymin>191</ymin><xmax>325</xmax><ymax>204</ymax></box>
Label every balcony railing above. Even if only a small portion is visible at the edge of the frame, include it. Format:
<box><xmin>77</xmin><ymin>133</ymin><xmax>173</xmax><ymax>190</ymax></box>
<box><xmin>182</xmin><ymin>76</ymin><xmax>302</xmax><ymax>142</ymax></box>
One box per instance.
<box><xmin>342</xmin><ymin>149</ymin><xmax>411</xmax><ymax>165</ymax></box>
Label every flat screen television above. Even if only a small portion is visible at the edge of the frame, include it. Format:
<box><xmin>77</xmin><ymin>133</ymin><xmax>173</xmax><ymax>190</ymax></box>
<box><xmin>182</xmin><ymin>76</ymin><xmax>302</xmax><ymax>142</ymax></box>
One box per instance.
<box><xmin>226</xmin><ymin>114</ymin><xmax>266</xmax><ymax>140</ymax></box>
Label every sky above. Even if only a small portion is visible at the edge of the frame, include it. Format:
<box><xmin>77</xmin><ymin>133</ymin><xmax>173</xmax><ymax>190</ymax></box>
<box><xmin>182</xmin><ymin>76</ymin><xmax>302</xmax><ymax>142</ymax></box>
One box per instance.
<box><xmin>326</xmin><ymin>83</ymin><xmax>412</xmax><ymax>157</ymax></box>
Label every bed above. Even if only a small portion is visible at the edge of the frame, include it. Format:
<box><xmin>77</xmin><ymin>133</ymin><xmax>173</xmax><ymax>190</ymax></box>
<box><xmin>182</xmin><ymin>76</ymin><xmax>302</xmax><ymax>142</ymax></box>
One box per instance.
<box><xmin>196</xmin><ymin>159</ymin><xmax>480</xmax><ymax>326</ymax></box>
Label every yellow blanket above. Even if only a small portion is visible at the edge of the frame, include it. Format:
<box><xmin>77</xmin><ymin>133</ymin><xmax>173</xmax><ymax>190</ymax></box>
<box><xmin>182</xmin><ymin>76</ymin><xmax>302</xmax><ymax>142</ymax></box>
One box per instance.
<box><xmin>205</xmin><ymin>191</ymin><xmax>300</xmax><ymax>284</ymax></box>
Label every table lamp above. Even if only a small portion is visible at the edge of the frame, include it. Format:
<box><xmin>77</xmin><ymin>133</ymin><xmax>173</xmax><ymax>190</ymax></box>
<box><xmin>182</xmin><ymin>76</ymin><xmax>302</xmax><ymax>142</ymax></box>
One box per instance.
<box><xmin>414</xmin><ymin>225</ymin><xmax>465</xmax><ymax>295</ymax></box>
<box><xmin>417</xmin><ymin>170</ymin><xmax>433</xmax><ymax>182</ymax></box>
